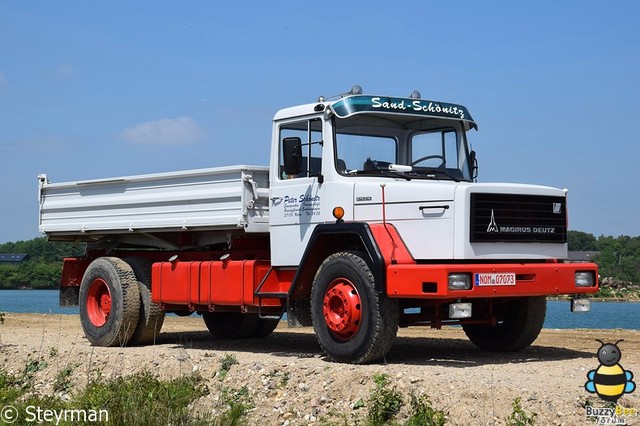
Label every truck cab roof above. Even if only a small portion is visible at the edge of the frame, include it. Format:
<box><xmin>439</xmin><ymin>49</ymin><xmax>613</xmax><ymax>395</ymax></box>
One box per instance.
<box><xmin>273</xmin><ymin>93</ymin><xmax>477</xmax><ymax>131</ymax></box>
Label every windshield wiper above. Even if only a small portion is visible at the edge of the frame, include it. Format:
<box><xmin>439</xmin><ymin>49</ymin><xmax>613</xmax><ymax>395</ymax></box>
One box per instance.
<box><xmin>352</xmin><ymin>168</ymin><xmax>412</xmax><ymax>181</ymax></box>
<box><xmin>410</xmin><ymin>168</ymin><xmax>461</xmax><ymax>182</ymax></box>
<box><xmin>351</xmin><ymin>158</ymin><xmax>412</xmax><ymax>180</ymax></box>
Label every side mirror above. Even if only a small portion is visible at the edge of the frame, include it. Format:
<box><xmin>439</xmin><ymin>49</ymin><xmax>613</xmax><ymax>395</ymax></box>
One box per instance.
<box><xmin>283</xmin><ymin>137</ymin><xmax>303</xmax><ymax>176</ymax></box>
<box><xmin>470</xmin><ymin>150</ymin><xmax>478</xmax><ymax>180</ymax></box>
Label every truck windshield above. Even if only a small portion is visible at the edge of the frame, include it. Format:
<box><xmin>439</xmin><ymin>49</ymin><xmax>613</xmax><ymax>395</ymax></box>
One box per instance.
<box><xmin>333</xmin><ymin>114</ymin><xmax>472</xmax><ymax>181</ymax></box>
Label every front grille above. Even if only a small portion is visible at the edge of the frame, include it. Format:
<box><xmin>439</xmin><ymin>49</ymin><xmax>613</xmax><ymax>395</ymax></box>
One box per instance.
<box><xmin>470</xmin><ymin>193</ymin><xmax>567</xmax><ymax>243</ymax></box>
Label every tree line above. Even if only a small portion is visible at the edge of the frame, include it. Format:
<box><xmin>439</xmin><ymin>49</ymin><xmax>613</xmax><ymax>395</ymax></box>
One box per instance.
<box><xmin>0</xmin><ymin>237</ymin><xmax>84</xmax><ymax>289</ymax></box>
<box><xmin>1</xmin><ymin>233</ymin><xmax>639</xmax><ymax>289</ymax></box>
<box><xmin>568</xmin><ymin>231</ymin><xmax>640</xmax><ymax>284</ymax></box>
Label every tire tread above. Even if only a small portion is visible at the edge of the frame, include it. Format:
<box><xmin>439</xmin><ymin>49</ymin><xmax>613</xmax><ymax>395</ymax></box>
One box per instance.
<box><xmin>125</xmin><ymin>257</ymin><xmax>165</xmax><ymax>345</ymax></box>
<box><xmin>462</xmin><ymin>296</ymin><xmax>546</xmax><ymax>351</ymax></box>
<box><xmin>311</xmin><ymin>251</ymin><xmax>398</xmax><ymax>364</ymax></box>
<box><xmin>79</xmin><ymin>257</ymin><xmax>140</xmax><ymax>347</ymax></box>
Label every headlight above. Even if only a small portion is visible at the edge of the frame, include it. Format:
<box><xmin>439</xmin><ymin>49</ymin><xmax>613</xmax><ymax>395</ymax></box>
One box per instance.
<box><xmin>571</xmin><ymin>298</ymin><xmax>591</xmax><ymax>312</ymax></box>
<box><xmin>449</xmin><ymin>302</ymin><xmax>472</xmax><ymax>318</ymax></box>
<box><xmin>575</xmin><ymin>271</ymin><xmax>596</xmax><ymax>287</ymax></box>
<box><xmin>448</xmin><ymin>273</ymin><xmax>472</xmax><ymax>290</ymax></box>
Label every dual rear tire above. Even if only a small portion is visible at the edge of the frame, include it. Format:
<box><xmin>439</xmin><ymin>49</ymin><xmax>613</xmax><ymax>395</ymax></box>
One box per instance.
<box><xmin>79</xmin><ymin>257</ymin><xmax>165</xmax><ymax>347</ymax></box>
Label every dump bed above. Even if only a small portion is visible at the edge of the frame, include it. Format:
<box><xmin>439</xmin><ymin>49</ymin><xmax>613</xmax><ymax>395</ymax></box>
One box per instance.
<box><xmin>38</xmin><ymin>165</ymin><xmax>270</xmax><ymax>241</ymax></box>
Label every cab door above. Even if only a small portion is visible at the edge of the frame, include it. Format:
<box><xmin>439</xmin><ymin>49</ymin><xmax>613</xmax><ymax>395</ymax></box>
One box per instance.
<box><xmin>269</xmin><ymin>117</ymin><xmax>326</xmax><ymax>266</ymax></box>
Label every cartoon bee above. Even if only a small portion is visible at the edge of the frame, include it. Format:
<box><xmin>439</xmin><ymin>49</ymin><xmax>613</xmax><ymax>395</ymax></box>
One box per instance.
<box><xmin>585</xmin><ymin>339</ymin><xmax>636</xmax><ymax>402</ymax></box>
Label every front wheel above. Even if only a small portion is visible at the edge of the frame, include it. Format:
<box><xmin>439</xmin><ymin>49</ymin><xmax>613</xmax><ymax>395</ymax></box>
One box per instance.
<box><xmin>79</xmin><ymin>257</ymin><xmax>141</xmax><ymax>347</ymax></box>
<box><xmin>311</xmin><ymin>251</ymin><xmax>398</xmax><ymax>364</ymax></box>
<box><xmin>462</xmin><ymin>296</ymin><xmax>546</xmax><ymax>351</ymax></box>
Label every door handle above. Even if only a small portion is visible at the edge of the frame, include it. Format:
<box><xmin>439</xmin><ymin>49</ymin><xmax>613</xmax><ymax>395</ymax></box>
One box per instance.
<box><xmin>419</xmin><ymin>205</ymin><xmax>450</xmax><ymax>211</ymax></box>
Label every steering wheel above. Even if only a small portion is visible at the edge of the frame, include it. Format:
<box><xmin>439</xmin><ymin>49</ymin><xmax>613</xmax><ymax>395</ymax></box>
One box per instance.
<box><xmin>411</xmin><ymin>154</ymin><xmax>445</xmax><ymax>167</ymax></box>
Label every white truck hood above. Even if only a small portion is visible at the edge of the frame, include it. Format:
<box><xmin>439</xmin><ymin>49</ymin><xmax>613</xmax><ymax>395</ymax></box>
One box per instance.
<box><xmin>354</xmin><ymin>180</ymin><xmax>568</xmax><ymax>260</ymax></box>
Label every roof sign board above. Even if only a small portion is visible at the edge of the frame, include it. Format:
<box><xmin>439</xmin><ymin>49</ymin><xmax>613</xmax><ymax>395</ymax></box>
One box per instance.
<box><xmin>330</xmin><ymin>95</ymin><xmax>477</xmax><ymax>129</ymax></box>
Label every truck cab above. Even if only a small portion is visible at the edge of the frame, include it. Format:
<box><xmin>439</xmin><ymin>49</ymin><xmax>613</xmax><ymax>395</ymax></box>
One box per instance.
<box><xmin>269</xmin><ymin>88</ymin><xmax>565</xmax><ymax>265</ymax></box>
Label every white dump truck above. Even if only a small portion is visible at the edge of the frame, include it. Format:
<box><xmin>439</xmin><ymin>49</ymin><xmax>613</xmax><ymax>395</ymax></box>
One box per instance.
<box><xmin>38</xmin><ymin>86</ymin><xmax>598</xmax><ymax>363</ymax></box>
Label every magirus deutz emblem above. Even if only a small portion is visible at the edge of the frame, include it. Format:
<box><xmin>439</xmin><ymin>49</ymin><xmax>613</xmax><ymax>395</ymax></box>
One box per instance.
<box><xmin>485</xmin><ymin>208</ymin><xmax>557</xmax><ymax>235</ymax></box>
<box><xmin>486</xmin><ymin>209</ymin><xmax>500</xmax><ymax>233</ymax></box>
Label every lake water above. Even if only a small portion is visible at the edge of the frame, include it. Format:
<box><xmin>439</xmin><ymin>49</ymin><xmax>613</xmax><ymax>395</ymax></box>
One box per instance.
<box><xmin>0</xmin><ymin>290</ymin><xmax>638</xmax><ymax>330</ymax></box>
<box><xmin>0</xmin><ymin>290</ymin><xmax>79</xmax><ymax>315</ymax></box>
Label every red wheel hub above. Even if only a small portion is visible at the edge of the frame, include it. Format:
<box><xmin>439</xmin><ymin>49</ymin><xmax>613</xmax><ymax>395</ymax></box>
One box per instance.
<box><xmin>86</xmin><ymin>278</ymin><xmax>111</xmax><ymax>327</ymax></box>
<box><xmin>322</xmin><ymin>278</ymin><xmax>362</xmax><ymax>340</ymax></box>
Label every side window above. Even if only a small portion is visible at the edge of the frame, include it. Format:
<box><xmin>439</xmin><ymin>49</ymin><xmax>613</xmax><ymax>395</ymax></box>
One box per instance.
<box><xmin>279</xmin><ymin>118</ymin><xmax>323</xmax><ymax>179</ymax></box>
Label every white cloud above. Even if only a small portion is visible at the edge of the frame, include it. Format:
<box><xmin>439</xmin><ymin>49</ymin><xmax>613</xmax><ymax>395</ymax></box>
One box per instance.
<box><xmin>56</xmin><ymin>64</ymin><xmax>75</xmax><ymax>79</ymax></box>
<box><xmin>120</xmin><ymin>117</ymin><xmax>204</xmax><ymax>145</ymax></box>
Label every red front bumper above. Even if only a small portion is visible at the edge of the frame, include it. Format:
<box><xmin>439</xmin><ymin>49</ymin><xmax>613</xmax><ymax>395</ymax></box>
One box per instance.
<box><xmin>386</xmin><ymin>261</ymin><xmax>598</xmax><ymax>299</ymax></box>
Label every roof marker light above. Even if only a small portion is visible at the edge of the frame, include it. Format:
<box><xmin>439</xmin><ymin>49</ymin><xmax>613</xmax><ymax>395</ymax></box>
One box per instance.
<box><xmin>410</xmin><ymin>90</ymin><xmax>421</xmax><ymax>99</ymax></box>
<box><xmin>320</xmin><ymin>85</ymin><xmax>363</xmax><ymax>102</ymax></box>
<box><xmin>350</xmin><ymin>84</ymin><xmax>363</xmax><ymax>95</ymax></box>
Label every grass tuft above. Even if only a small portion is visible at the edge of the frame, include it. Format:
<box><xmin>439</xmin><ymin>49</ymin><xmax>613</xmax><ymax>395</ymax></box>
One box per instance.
<box><xmin>53</xmin><ymin>364</ymin><xmax>77</xmax><ymax>394</ymax></box>
<box><xmin>218</xmin><ymin>353</ymin><xmax>238</xmax><ymax>379</ymax></box>
<box><xmin>367</xmin><ymin>373</ymin><xmax>403</xmax><ymax>425</ymax></box>
<box><xmin>405</xmin><ymin>393</ymin><xmax>447</xmax><ymax>426</ymax></box>
<box><xmin>504</xmin><ymin>397</ymin><xmax>537</xmax><ymax>426</ymax></box>
<box><xmin>0</xmin><ymin>366</ymin><xmax>224</xmax><ymax>426</ymax></box>
<box><xmin>76</xmin><ymin>370</ymin><xmax>209</xmax><ymax>425</ymax></box>
<box><xmin>213</xmin><ymin>385</ymin><xmax>253</xmax><ymax>426</ymax></box>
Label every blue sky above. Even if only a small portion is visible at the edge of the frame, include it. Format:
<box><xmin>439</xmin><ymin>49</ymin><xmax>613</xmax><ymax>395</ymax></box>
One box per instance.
<box><xmin>1</xmin><ymin>1</ymin><xmax>639</xmax><ymax>243</ymax></box>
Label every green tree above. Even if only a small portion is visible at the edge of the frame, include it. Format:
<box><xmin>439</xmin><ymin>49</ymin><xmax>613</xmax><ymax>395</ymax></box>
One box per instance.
<box><xmin>0</xmin><ymin>237</ymin><xmax>84</xmax><ymax>262</ymax></box>
<box><xmin>0</xmin><ymin>238</ymin><xmax>84</xmax><ymax>289</ymax></box>
<box><xmin>568</xmin><ymin>230</ymin><xmax>599</xmax><ymax>251</ymax></box>
<box><xmin>0</xmin><ymin>265</ymin><xmax>19</xmax><ymax>289</ymax></box>
<box><xmin>595</xmin><ymin>235</ymin><xmax>640</xmax><ymax>284</ymax></box>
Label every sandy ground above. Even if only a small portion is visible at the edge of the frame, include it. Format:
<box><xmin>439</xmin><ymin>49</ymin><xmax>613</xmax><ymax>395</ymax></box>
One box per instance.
<box><xmin>1</xmin><ymin>313</ymin><xmax>639</xmax><ymax>425</ymax></box>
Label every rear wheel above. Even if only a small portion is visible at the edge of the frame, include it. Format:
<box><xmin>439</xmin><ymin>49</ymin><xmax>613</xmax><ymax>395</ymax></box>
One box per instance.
<box><xmin>124</xmin><ymin>257</ymin><xmax>165</xmax><ymax>345</ymax></box>
<box><xmin>311</xmin><ymin>251</ymin><xmax>399</xmax><ymax>364</ymax></box>
<box><xmin>79</xmin><ymin>257</ymin><xmax>140</xmax><ymax>347</ymax></box>
<box><xmin>462</xmin><ymin>296</ymin><xmax>546</xmax><ymax>351</ymax></box>
<box><xmin>202</xmin><ymin>312</ymin><xmax>259</xmax><ymax>339</ymax></box>
<box><xmin>250</xmin><ymin>318</ymin><xmax>280</xmax><ymax>338</ymax></box>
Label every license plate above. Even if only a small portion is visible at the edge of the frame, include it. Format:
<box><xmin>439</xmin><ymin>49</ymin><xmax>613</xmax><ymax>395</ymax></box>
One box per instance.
<box><xmin>474</xmin><ymin>272</ymin><xmax>516</xmax><ymax>286</ymax></box>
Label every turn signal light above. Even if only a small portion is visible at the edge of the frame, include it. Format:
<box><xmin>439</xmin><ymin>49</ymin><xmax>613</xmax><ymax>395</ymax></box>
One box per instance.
<box><xmin>332</xmin><ymin>206</ymin><xmax>345</xmax><ymax>221</ymax></box>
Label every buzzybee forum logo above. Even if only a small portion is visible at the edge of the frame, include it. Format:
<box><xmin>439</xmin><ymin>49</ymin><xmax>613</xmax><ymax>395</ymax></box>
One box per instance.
<box><xmin>585</xmin><ymin>340</ymin><xmax>635</xmax><ymax>402</ymax></box>
<box><xmin>584</xmin><ymin>340</ymin><xmax>637</xmax><ymax>424</ymax></box>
